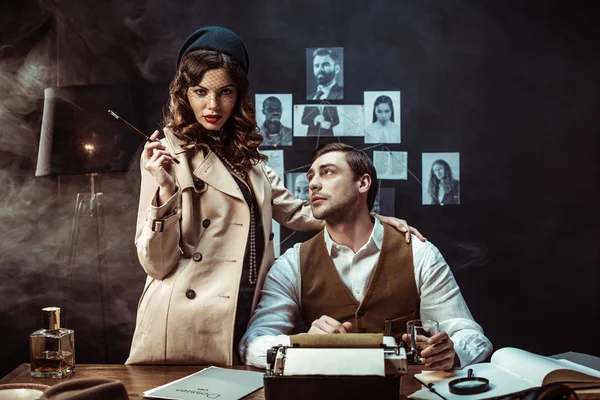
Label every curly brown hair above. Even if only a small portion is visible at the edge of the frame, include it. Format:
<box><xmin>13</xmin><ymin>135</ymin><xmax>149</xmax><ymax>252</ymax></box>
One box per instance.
<box><xmin>163</xmin><ymin>49</ymin><xmax>266</xmax><ymax>172</ymax></box>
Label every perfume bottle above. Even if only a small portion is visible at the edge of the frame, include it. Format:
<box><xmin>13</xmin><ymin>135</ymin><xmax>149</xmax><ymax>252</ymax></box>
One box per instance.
<box><xmin>29</xmin><ymin>307</ymin><xmax>75</xmax><ymax>378</ymax></box>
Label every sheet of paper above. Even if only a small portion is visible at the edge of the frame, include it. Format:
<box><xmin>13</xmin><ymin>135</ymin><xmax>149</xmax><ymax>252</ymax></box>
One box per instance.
<box><xmin>408</xmin><ymin>387</ymin><xmax>441</xmax><ymax>400</ymax></box>
<box><xmin>334</xmin><ymin>105</ymin><xmax>364</xmax><ymax>136</ymax></box>
<box><xmin>261</xmin><ymin>149</ymin><xmax>285</xmax><ymax>178</ymax></box>
<box><xmin>373</xmin><ymin>151</ymin><xmax>407</xmax><ymax>180</ymax></box>
<box><xmin>411</xmin><ymin>363</ymin><xmax>535</xmax><ymax>400</ymax></box>
<box><xmin>283</xmin><ymin>348</ymin><xmax>385</xmax><ymax>376</ymax></box>
<box><xmin>144</xmin><ymin>366</ymin><xmax>263</xmax><ymax>400</ymax></box>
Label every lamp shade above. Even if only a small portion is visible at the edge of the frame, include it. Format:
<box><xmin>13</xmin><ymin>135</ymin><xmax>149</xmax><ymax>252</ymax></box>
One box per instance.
<box><xmin>35</xmin><ymin>85</ymin><xmax>142</xmax><ymax>177</ymax></box>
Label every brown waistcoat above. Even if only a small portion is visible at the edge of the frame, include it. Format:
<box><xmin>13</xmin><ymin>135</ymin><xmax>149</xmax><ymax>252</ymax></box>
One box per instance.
<box><xmin>299</xmin><ymin>224</ymin><xmax>420</xmax><ymax>340</ymax></box>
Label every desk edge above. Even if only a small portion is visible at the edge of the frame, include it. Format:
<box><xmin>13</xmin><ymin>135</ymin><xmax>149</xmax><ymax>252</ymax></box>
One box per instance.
<box><xmin>0</xmin><ymin>363</ymin><xmax>29</xmax><ymax>385</ymax></box>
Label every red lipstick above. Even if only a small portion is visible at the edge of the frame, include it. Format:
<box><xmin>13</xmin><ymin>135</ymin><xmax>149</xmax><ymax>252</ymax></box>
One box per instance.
<box><xmin>203</xmin><ymin>114</ymin><xmax>222</xmax><ymax>124</ymax></box>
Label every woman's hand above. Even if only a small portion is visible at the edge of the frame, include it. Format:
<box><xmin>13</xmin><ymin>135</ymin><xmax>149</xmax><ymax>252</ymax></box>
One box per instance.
<box><xmin>374</xmin><ymin>214</ymin><xmax>426</xmax><ymax>243</ymax></box>
<box><xmin>143</xmin><ymin>130</ymin><xmax>177</xmax><ymax>205</ymax></box>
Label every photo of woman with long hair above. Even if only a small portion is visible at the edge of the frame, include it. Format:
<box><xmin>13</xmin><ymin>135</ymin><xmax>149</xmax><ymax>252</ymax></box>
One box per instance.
<box><xmin>427</xmin><ymin>159</ymin><xmax>460</xmax><ymax>205</ymax></box>
<box><xmin>364</xmin><ymin>92</ymin><xmax>401</xmax><ymax>143</ymax></box>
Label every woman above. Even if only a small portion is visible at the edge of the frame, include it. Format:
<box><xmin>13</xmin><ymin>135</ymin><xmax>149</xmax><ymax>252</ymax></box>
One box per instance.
<box><xmin>428</xmin><ymin>159</ymin><xmax>460</xmax><ymax>205</ymax></box>
<box><xmin>365</xmin><ymin>95</ymin><xmax>401</xmax><ymax>143</ymax></box>
<box><xmin>126</xmin><ymin>26</ymin><xmax>421</xmax><ymax>366</ymax></box>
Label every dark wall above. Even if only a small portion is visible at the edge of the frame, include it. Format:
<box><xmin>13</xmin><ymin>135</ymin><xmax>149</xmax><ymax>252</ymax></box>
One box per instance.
<box><xmin>1</xmin><ymin>0</ymin><xmax>598</xmax><ymax>377</ymax></box>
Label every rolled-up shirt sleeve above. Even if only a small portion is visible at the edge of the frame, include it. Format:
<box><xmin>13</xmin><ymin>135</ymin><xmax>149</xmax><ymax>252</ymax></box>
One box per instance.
<box><xmin>239</xmin><ymin>244</ymin><xmax>303</xmax><ymax>368</ymax></box>
<box><xmin>413</xmin><ymin>239</ymin><xmax>493</xmax><ymax>367</ymax></box>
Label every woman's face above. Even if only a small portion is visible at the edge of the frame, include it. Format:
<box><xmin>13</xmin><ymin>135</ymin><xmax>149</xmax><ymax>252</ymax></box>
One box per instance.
<box><xmin>375</xmin><ymin>103</ymin><xmax>392</xmax><ymax>124</ymax></box>
<box><xmin>432</xmin><ymin>163</ymin><xmax>446</xmax><ymax>180</ymax></box>
<box><xmin>187</xmin><ymin>68</ymin><xmax>238</xmax><ymax>131</ymax></box>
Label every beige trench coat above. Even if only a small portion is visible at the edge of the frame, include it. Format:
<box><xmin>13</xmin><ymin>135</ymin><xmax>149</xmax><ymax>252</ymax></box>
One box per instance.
<box><xmin>126</xmin><ymin>129</ymin><xmax>322</xmax><ymax>365</ymax></box>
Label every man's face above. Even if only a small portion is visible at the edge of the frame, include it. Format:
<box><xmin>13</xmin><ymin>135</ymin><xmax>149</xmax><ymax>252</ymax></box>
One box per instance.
<box><xmin>294</xmin><ymin>175</ymin><xmax>310</xmax><ymax>201</ymax></box>
<box><xmin>313</xmin><ymin>55</ymin><xmax>339</xmax><ymax>86</ymax></box>
<box><xmin>307</xmin><ymin>151</ymin><xmax>361</xmax><ymax>220</ymax></box>
<box><xmin>263</xmin><ymin>99</ymin><xmax>282</xmax><ymax>123</ymax></box>
<box><xmin>433</xmin><ymin>163</ymin><xmax>446</xmax><ymax>180</ymax></box>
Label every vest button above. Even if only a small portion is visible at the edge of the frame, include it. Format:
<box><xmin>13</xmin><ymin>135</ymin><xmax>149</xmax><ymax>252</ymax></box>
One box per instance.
<box><xmin>202</xmin><ymin>219</ymin><xmax>211</xmax><ymax>228</ymax></box>
<box><xmin>269</xmin><ymin>232</ymin><xmax>274</xmax><ymax>241</ymax></box>
<box><xmin>359</xmin><ymin>328</ymin><xmax>367</xmax><ymax>333</ymax></box>
<box><xmin>357</xmin><ymin>309</ymin><xmax>365</xmax><ymax>317</ymax></box>
<box><xmin>192</xmin><ymin>252</ymin><xmax>203</xmax><ymax>262</ymax></box>
<box><xmin>185</xmin><ymin>289</ymin><xmax>196</xmax><ymax>299</ymax></box>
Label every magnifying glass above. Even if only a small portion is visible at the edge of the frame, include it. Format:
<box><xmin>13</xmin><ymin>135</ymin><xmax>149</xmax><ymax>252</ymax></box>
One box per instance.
<box><xmin>448</xmin><ymin>368</ymin><xmax>490</xmax><ymax>395</ymax></box>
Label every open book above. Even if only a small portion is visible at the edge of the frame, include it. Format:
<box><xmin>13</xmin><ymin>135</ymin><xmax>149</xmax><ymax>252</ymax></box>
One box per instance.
<box><xmin>410</xmin><ymin>347</ymin><xmax>600</xmax><ymax>400</ymax></box>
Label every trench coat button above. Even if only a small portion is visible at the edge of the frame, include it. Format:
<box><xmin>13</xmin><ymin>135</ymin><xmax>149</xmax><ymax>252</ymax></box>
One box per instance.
<box><xmin>269</xmin><ymin>232</ymin><xmax>274</xmax><ymax>241</ymax></box>
<box><xmin>359</xmin><ymin>328</ymin><xmax>367</xmax><ymax>333</ymax></box>
<box><xmin>357</xmin><ymin>309</ymin><xmax>365</xmax><ymax>317</ymax></box>
<box><xmin>192</xmin><ymin>252</ymin><xmax>203</xmax><ymax>262</ymax></box>
<box><xmin>202</xmin><ymin>219</ymin><xmax>210</xmax><ymax>228</ymax></box>
<box><xmin>194</xmin><ymin>180</ymin><xmax>205</xmax><ymax>190</ymax></box>
<box><xmin>185</xmin><ymin>289</ymin><xmax>196</xmax><ymax>299</ymax></box>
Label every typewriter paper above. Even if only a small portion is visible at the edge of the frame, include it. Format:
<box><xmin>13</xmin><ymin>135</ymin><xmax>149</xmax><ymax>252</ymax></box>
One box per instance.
<box><xmin>283</xmin><ymin>348</ymin><xmax>385</xmax><ymax>376</ymax></box>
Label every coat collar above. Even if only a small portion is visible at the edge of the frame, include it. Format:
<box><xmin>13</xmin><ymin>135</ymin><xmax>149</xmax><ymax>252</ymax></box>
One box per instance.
<box><xmin>192</xmin><ymin>152</ymin><xmax>244</xmax><ymax>201</ymax></box>
<box><xmin>163</xmin><ymin>127</ymin><xmax>258</xmax><ymax>202</ymax></box>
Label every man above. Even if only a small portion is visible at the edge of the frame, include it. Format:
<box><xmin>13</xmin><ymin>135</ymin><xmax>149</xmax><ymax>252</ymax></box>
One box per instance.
<box><xmin>307</xmin><ymin>48</ymin><xmax>344</xmax><ymax>100</ymax></box>
<box><xmin>300</xmin><ymin>105</ymin><xmax>339</xmax><ymax>136</ymax></box>
<box><xmin>259</xmin><ymin>96</ymin><xmax>293</xmax><ymax>146</ymax></box>
<box><xmin>240</xmin><ymin>143</ymin><xmax>492</xmax><ymax>370</ymax></box>
<box><xmin>293</xmin><ymin>174</ymin><xmax>310</xmax><ymax>201</ymax></box>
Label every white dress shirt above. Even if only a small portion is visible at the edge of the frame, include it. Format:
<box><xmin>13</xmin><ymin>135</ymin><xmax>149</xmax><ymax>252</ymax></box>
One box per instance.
<box><xmin>239</xmin><ymin>219</ymin><xmax>493</xmax><ymax>369</ymax></box>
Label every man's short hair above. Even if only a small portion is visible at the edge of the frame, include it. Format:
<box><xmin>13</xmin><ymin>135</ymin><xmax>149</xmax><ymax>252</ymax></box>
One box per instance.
<box><xmin>263</xmin><ymin>96</ymin><xmax>281</xmax><ymax>108</ymax></box>
<box><xmin>312</xmin><ymin>48</ymin><xmax>339</xmax><ymax>66</ymax></box>
<box><xmin>312</xmin><ymin>143</ymin><xmax>378</xmax><ymax>210</ymax></box>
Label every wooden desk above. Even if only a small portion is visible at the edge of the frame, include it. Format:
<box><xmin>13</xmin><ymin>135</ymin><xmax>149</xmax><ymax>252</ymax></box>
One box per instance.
<box><xmin>1</xmin><ymin>364</ymin><xmax>422</xmax><ymax>399</ymax></box>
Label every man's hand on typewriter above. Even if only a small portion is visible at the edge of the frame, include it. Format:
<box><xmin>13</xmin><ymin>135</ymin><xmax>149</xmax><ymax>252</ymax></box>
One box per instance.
<box><xmin>308</xmin><ymin>315</ymin><xmax>353</xmax><ymax>334</ymax></box>
<box><xmin>402</xmin><ymin>331</ymin><xmax>456</xmax><ymax>371</ymax></box>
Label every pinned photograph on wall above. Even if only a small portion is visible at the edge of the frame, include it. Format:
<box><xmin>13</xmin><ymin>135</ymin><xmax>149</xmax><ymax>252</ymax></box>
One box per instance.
<box><xmin>260</xmin><ymin>149</ymin><xmax>285</xmax><ymax>178</ymax></box>
<box><xmin>335</xmin><ymin>105</ymin><xmax>364</xmax><ymax>136</ymax></box>
<box><xmin>256</xmin><ymin>94</ymin><xmax>293</xmax><ymax>146</ymax></box>
<box><xmin>372</xmin><ymin>187</ymin><xmax>395</xmax><ymax>216</ymax></box>
<box><xmin>364</xmin><ymin>91</ymin><xmax>401</xmax><ymax>144</ymax></box>
<box><xmin>294</xmin><ymin>105</ymin><xmax>341</xmax><ymax>137</ymax></box>
<box><xmin>373</xmin><ymin>151</ymin><xmax>407</xmax><ymax>180</ymax></box>
<box><xmin>285</xmin><ymin>171</ymin><xmax>310</xmax><ymax>203</ymax></box>
<box><xmin>422</xmin><ymin>152</ymin><xmax>460</xmax><ymax>205</ymax></box>
<box><xmin>272</xmin><ymin>221</ymin><xmax>281</xmax><ymax>258</ymax></box>
<box><xmin>306</xmin><ymin>47</ymin><xmax>344</xmax><ymax>100</ymax></box>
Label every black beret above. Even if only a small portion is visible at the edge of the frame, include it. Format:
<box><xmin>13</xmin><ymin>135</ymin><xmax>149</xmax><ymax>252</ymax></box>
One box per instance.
<box><xmin>176</xmin><ymin>26</ymin><xmax>249</xmax><ymax>73</ymax></box>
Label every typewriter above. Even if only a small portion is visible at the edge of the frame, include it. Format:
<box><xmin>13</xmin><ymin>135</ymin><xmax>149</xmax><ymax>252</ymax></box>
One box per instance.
<box><xmin>264</xmin><ymin>333</ymin><xmax>408</xmax><ymax>400</ymax></box>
